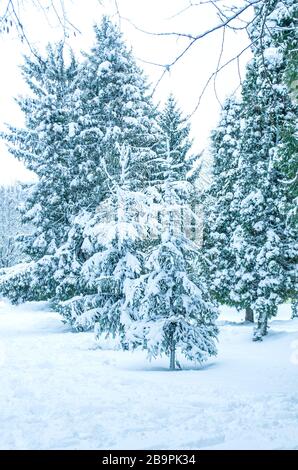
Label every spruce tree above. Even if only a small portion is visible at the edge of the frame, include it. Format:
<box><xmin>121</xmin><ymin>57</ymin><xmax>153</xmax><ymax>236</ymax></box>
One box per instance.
<box><xmin>72</xmin><ymin>15</ymin><xmax>160</xmax><ymax>209</ymax></box>
<box><xmin>0</xmin><ymin>43</ymin><xmax>79</xmax><ymax>302</ymax></box>
<box><xmin>124</xmin><ymin>136</ymin><xmax>218</xmax><ymax>369</ymax></box>
<box><xmin>230</xmin><ymin>0</ymin><xmax>298</xmax><ymax>340</ymax></box>
<box><xmin>203</xmin><ymin>1</ymin><xmax>297</xmax><ymax>337</ymax></box>
<box><xmin>272</xmin><ymin>0</ymin><xmax>298</xmax><ymax>308</ymax></box>
<box><xmin>55</xmin><ymin>17</ymin><xmax>162</xmax><ymax>325</ymax></box>
<box><xmin>156</xmin><ymin>95</ymin><xmax>195</xmax><ymax>182</ymax></box>
<box><xmin>57</xmin><ymin>144</ymin><xmax>151</xmax><ymax>334</ymax></box>
<box><xmin>155</xmin><ymin>95</ymin><xmax>201</xmax><ymax>237</ymax></box>
<box><xmin>8</xmin><ymin>44</ymin><xmax>78</xmax><ymax>258</ymax></box>
<box><xmin>202</xmin><ymin>97</ymin><xmax>244</xmax><ymax>316</ymax></box>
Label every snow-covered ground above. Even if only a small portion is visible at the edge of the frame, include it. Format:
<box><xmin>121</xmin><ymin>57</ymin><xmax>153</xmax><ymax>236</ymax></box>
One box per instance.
<box><xmin>0</xmin><ymin>299</ymin><xmax>298</xmax><ymax>450</ymax></box>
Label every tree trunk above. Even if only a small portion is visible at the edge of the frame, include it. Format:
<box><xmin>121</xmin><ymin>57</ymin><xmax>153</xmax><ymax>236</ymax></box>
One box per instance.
<box><xmin>253</xmin><ymin>310</ymin><xmax>268</xmax><ymax>341</ymax></box>
<box><xmin>170</xmin><ymin>341</ymin><xmax>176</xmax><ymax>370</ymax></box>
<box><xmin>245</xmin><ymin>306</ymin><xmax>254</xmax><ymax>323</ymax></box>
<box><xmin>292</xmin><ymin>300</ymin><xmax>298</xmax><ymax>319</ymax></box>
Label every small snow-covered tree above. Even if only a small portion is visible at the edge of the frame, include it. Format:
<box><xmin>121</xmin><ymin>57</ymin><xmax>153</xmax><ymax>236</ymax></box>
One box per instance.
<box><xmin>56</xmin><ymin>144</ymin><xmax>151</xmax><ymax>337</ymax></box>
<box><xmin>124</xmin><ymin>139</ymin><xmax>218</xmax><ymax>369</ymax></box>
<box><xmin>125</xmin><ymin>233</ymin><xmax>218</xmax><ymax>370</ymax></box>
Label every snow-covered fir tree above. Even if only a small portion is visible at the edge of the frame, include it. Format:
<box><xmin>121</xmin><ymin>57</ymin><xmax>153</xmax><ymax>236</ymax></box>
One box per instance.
<box><xmin>54</xmin><ymin>17</ymin><xmax>162</xmax><ymax>324</ymax></box>
<box><xmin>156</xmin><ymin>95</ymin><xmax>197</xmax><ymax>183</ymax></box>
<box><xmin>70</xmin><ymin>15</ymin><xmax>160</xmax><ymax>210</ymax></box>
<box><xmin>202</xmin><ymin>98</ymin><xmax>249</xmax><ymax>317</ymax></box>
<box><xmin>280</xmin><ymin>0</ymin><xmax>298</xmax><ymax>105</ymax></box>
<box><xmin>0</xmin><ymin>43</ymin><xmax>79</xmax><ymax>302</ymax></box>
<box><xmin>203</xmin><ymin>1</ymin><xmax>297</xmax><ymax>332</ymax></box>
<box><xmin>230</xmin><ymin>0</ymin><xmax>298</xmax><ymax>340</ymax></box>
<box><xmin>272</xmin><ymin>0</ymin><xmax>298</xmax><ymax>308</ymax></box>
<box><xmin>56</xmin><ymin>144</ymin><xmax>152</xmax><ymax>336</ymax></box>
<box><xmin>154</xmin><ymin>94</ymin><xmax>201</xmax><ymax>241</ymax></box>
<box><xmin>123</xmin><ymin>136</ymin><xmax>218</xmax><ymax>369</ymax></box>
<box><xmin>0</xmin><ymin>18</ymin><xmax>161</xmax><ymax>308</ymax></box>
<box><xmin>8</xmin><ymin>43</ymin><xmax>78</xmax><ymax>258</ymax></box>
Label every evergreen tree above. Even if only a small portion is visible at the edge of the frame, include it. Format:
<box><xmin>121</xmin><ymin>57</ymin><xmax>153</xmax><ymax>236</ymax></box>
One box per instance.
<box><xmin>8</xmin><ymin>43</ymin><xmax>78</xmax><ymax>258</ymax></box>
<box><xmin>124</xmin><ymin>138</ymin><xmax>218</xmax><ymax>369</ymax></box>
<box><xmin>202</xmin><ymin>97</ymin><xmax>245</xmax><ymax>316</ymax></box>
<box><xmin>0</xmin><ymin>43</ymin><xmax>79</xmax><ymax>301</ymax></box>
<box><xmin>230</xmin><ymin>0</ymin><xmax>298</xmax><ymax>340</ymax></box>
<box><xmin>71</xmin><ymin>15</ymin><xmax>160</xmax><ymax>210</ymax></box>
<box><xmin>203</xmin><ymin>1</ymin><xmax>297</xmax><ymax>337</ymax></box>
<box><xmin>272</xmin><ymin>0</ymin><xmax>298</xmax><ymax>306</ymax></box>
<box><xmin>56</xmin><ymin>144</ymin><xmax>151</xmax><ymax>334</ymax></box>
<box><xmin>154</xmin><ymin>95</ymin><xmax>201</xmax><ymax>244</ymax></box>
<box><xmin>156</xmin><ymin>95</ymin><xmax>196</xmax><ymax>183</ymax></box>
<box><xmin>55</xmin><ymin>17</ymin><xmax>161</xmax><ymax>324</ymax></box>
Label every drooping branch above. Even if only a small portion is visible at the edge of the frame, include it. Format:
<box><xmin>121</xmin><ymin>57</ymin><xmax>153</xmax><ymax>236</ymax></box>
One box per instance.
<box><xmin>121</xmin><ymin>0</ymin><xmax>262</xmax><ymax>71</ymax></box>
<box><xmin>0</xmin><ymin>0</ymin><xmax>81</xmax><ymax>46</ymax></box>
<box><xmin>114</xmin><ymin>1</ymin><xmax>277</xmax><ymax>114</ymax></box>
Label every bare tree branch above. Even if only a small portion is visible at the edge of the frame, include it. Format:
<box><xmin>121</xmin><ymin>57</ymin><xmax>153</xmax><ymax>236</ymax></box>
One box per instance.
<box><xmin>186</xmin><ymin>39</ymin><xmax>256</xmax><ymax>119</ymax></box>
<box><xmin>213</xmin><ymin>25</ymin><xmax>226</xmax><ymax>108</ymax></box>
<box><xmin>113</xmin><ymin>1</ymin><xmax>275</xmax><ymax>115</ymax></box>
<box><xmin>0</xmin><ymin>0</ymin><xmax>81</xmax><ymax>47</ymax></box>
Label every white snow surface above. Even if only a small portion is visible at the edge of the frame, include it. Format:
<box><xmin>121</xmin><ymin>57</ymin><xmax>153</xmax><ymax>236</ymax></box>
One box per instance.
<box><xmin>0</xmin><ymin>299</ymin><xmax>298</xmax><ymax>450</ymax></box>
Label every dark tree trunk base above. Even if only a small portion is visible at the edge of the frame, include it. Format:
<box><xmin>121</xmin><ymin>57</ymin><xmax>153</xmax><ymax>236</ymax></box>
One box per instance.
<box><xmin>170</xmin><ymin>343</ymin><xmax>176</xmax><ymax>370</ymax></box>
<box><xmin>292</xmin><ymin>301</ymin><xmax>298</xmax><ymax>319</ymax></box>
<box><xmin>245</xmin><ymin>307</ymin><xmax>254</xmax><ymax>323</ymax></box>
<box><xmin>253</xmin><ymin>312</ymin><xmax>268</xmax><ymax>341</ymax></box>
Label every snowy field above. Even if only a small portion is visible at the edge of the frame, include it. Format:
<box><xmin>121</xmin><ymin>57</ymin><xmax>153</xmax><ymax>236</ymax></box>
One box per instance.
<box><xmin>0</xmin><ymin>299</ymin><xmax>298</xmax><ymax>450</ymax></box>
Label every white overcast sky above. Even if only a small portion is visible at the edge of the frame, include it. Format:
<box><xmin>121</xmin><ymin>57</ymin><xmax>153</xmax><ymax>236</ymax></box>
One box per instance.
<box><xmin>0</xmin><ymin>0</ymin><xmax>253</xmax><ymax>185</ymax></box>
